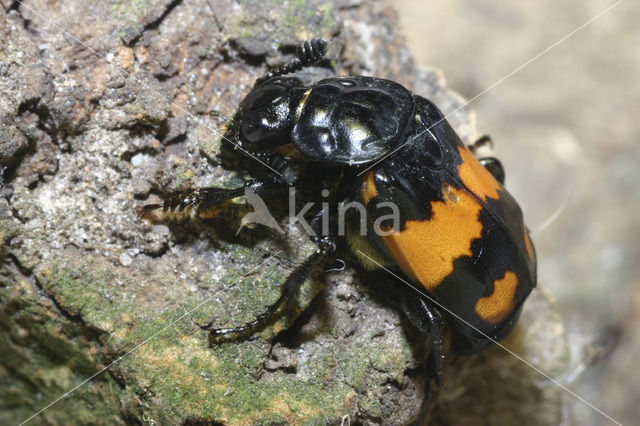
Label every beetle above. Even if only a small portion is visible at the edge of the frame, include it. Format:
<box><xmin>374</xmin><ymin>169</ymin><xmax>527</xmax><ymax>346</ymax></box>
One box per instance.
<box><xmin>139</xmin><ymin>39</ymin><xmax>537</xmax><ymax>385</ymax></box>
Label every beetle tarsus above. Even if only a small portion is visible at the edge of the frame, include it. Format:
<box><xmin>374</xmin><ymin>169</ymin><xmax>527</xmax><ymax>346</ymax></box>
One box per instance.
<box><xmin>208</xmin><ymin>294</ymin><xmax>285</xmax><ymax>343</ymax></box>
<box><xmin>207</xmin><ymin>205</ymin><xmax>337</xmax><ymax>342</ymax></box>
<box><xmin>207</xmin><ymin>249</ymin><xmax>328</xmax><ymax>343</ymax></box>
<box><xmin>468</xmin><ymin>134</ymin><xmax>494</xmax><ymax>154</ymax></box>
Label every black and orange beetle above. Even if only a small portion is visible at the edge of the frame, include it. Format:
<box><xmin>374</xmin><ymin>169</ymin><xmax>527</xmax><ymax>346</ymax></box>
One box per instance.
<box><xmin>139</xmin><ymin>39</ymin><xmax>537</xmax><ymax>385</ymax></box>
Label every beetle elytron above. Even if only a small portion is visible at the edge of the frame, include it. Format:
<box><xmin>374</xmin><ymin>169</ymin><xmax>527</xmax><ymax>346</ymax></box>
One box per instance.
<box><xmin>139</xmin><ymin>39</ymin><xmax>537</xmax><ymax>385</ymax></box>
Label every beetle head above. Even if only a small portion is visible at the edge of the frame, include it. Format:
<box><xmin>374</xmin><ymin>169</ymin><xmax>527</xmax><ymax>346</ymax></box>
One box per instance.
<box><xmin>236</xmin><ymin>77</ymin><xmax>307</xmax><ymax>149</ymax></box>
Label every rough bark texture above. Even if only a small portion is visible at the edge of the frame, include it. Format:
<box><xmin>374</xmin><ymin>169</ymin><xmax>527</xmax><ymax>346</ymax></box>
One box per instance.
<box><xmin>1</xmin><ymin>0</ymin><xmax>567</xmax><ymax>424</ymax></box>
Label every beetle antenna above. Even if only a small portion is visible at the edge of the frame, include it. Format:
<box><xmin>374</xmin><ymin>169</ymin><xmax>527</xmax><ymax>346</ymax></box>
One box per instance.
<box><xmin>254</xmin><ymin>38</ymin><xmax>328</xmax><ymax>86</ymax></box>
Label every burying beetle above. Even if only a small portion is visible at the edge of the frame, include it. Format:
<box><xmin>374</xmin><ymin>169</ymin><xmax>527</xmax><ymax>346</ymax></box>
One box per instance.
<box><xmin>139</xmin><ymin>39</ymin><xmax>536</xmax><ymax>385</ymax></box>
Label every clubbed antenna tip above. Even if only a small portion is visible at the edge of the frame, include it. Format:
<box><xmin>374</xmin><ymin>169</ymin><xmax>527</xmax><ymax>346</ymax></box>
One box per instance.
<box><xmin>254</xmin><ymin>38</ymin><xmax>329</xmax><ymax>87</ymax></box>
<box><xmin>297</xmin><ymin>38</ymin><xmax>328</xmax><ymax>66</ymax></box>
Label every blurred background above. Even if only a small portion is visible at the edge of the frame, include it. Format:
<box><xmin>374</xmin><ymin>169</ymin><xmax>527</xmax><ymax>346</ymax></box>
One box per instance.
<box><xmin>395</xmin><ymin>0</ymin><xmax>639</xmax><ymax>424</ymax></box>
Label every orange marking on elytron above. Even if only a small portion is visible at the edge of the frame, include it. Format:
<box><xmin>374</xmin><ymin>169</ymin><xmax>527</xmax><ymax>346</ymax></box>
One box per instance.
<box><xmin>475</xmin><ymin>271</ymin><xmax>518</xmax><ymax>324</ymax></box>
<box><xmin>361</xmin><ymin>171</ymin><xmax>377</xmax><ymax>207</ymax></box>
<box><xmin>362</xmin><ymin>175</ymin><xmax>485</xmax><ymax>291</ymax></box>
<box><xmin>457</xmin><ymin>146</ymin><xmax>501</xmax><ymax>201</ymax></box>
<box><xmin>523</xmin><ymin>227</ymin><xmax>534</xmax><ymax>259</ymax></box>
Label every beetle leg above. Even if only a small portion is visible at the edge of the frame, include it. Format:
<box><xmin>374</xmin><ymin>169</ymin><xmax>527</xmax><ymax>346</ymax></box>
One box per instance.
<box><xmin>207</xmin><ymin>204</ymin><xmax>338</xmax><ymax>342</ymax></box>
<box><xmin>137</xmin><ymin>179</ymin><xmax>290</xmax><ymax>222</ymax></box>
<box><xmin>207</xmin><ymin>236</ymin><xmax>336</xmax><ymax>343</ymax></box>
<box><xmin>467</xmin><ymin>134</ymin><xmax>494</xmax><ymax>155</ymax></box>
<box><xmin>400</xmin><ymin>293</ymin><xmax>445</xmax><ymax>388</ymax></box>
<box><xmin>478</xmin><ymin>157</ymin><xmax>505</xmax><ymax>185</ymax></box>
<box><xmin>207</xmin><ymin>248</ymin><xmax>328</xmax><ymax>343</ymax></box>
<box><xmin>467</xmin><ymin>135</ymin><xmax>506</xmax><ymax>184</ymax></box>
